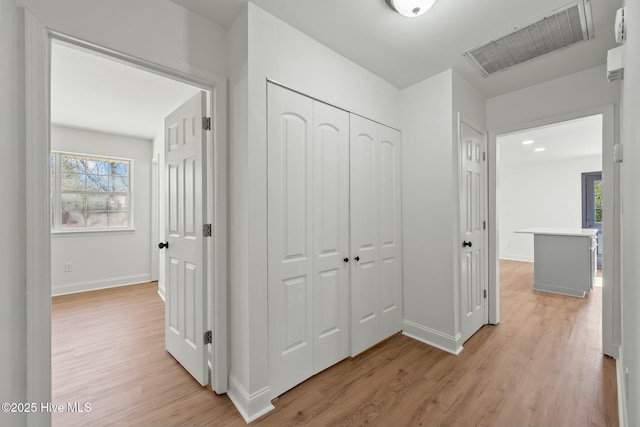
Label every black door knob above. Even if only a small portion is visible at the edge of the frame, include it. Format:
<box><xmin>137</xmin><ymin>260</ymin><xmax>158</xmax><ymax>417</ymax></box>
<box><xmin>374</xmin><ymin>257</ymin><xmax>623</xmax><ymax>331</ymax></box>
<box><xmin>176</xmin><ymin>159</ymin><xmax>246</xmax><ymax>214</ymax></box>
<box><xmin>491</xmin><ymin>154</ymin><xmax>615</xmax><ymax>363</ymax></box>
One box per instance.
<box><xmin>158</xmin><ymin>242</ymin><xmax>169</xmax><ymax>249</ymax></box>
<box><xmin>462</xmin><ymin>241</ymin><xmax>472</xmax><ymax>248</ymax></box>
<box><xmin>354</xmin><ymin>256</ymin><xmax>360</xmax><ymax>262</ymax></box>
<box><xmin>343</xmin><ymin>257</ymin><xmax>349</xmax><ymax>263</ymax></box>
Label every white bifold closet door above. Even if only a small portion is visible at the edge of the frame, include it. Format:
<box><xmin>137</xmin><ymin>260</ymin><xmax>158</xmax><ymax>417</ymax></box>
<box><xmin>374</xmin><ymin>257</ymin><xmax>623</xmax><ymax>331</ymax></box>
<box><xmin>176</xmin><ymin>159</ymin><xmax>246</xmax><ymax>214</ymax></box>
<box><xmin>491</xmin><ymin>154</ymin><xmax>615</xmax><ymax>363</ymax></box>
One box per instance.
<box><xmin>267</xmin><ymin>84</ymin><xmax>350</xmax><ymax>398</ymax></box>
<box><xmin>350</xmin><ymin>114</ymin><xmax>403</xmax><ymax>356</ymax></box>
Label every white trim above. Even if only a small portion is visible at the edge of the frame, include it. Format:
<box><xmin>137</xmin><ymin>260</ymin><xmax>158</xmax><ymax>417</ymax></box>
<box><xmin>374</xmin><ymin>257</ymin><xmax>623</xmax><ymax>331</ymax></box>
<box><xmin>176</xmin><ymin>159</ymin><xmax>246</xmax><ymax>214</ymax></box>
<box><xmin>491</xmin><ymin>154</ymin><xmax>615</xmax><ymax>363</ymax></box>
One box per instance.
<box><xmin>51</xmin><ymin>274</ymin><xmax>152</xmax><ymax>297</ymax></box>
<box><xmin>227</xmin><ymin>375</ymin><xmax>275</xmax><ymax>424</ymax></box>
<box><xmin>157</xmin><ymin>287</ymin><xmax>166</xmax><ymax>303</ymax></box>
<box><xmin>402</xmin><ymin>321</ymin><xmax>464</xmax><ymax>355</ymax></box>
<box><xmin>617</xmin><ymin>346</ymin><xmax>628</xmax><ymax>427</ymax></box>
<box><xmin>499</xmin><ymin>254</ymin><xmax>534</xmax><ymax>263</ymax></box>
<box><xmin>23</xmin><ymin>8</ymin><xmax>229</xmax><ymax>424</ymax></box>
<box><xmin>488</xmin><ymin>105</ymin><xmax>619</xmax><ymax>357</ymax></box>
<box><xmin>24</xmin><ymin>9</ymin><xmax>52</xmax><ymax>427</ymax></box>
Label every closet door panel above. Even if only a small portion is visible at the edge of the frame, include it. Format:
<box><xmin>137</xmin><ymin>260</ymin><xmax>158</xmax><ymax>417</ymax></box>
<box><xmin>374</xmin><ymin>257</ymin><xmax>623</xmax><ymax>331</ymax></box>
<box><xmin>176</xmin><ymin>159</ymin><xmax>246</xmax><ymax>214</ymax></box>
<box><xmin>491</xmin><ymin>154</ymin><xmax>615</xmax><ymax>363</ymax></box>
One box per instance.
<box><xmin>378</xmin><ymin>126</ymin><xmax>403</xmax><ymax>339</ymax></box>
<box><xmin>350</xmin><ymin>114</ymin><xmax>380</xmax><ymax>356</ymax></box>
<box><xmin>268</xmin><ymin>85</ymin><xmax>314</xmax><ymax>397</ymax></box>
<box><xmin>313</xmin><ymin>102</ymin><xmax>350</xmax><ymax>373</ymax></box>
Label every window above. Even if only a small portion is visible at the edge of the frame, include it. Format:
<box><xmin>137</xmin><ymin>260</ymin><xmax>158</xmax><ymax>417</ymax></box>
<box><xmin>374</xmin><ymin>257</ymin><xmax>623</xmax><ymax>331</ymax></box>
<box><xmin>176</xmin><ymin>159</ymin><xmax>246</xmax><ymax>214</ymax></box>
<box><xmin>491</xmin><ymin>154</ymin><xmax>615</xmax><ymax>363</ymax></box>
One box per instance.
<box><xmin>50</xmin><ymin>151</ymin><xmax>133</xmax><ymax>231</ymax></box>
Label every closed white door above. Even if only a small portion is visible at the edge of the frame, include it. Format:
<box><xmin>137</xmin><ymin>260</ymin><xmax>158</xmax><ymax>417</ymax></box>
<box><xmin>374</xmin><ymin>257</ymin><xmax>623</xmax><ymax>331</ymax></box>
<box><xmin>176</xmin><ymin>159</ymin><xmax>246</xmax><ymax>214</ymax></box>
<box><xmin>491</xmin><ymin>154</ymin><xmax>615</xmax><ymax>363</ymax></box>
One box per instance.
<box><xmin>350</xmin><ymin>115</ymin><xmax>402</xmax><ymax>355</ymax></box>
<box><xmin>267</xmin><ymin>85</ymin><xmax>315</xmax><ymax>397</ymax></box>
<box><xmin>313</xmin><ymin>101</ymin><xmax>350</xmax><ymax>373</ymax></box>
<box><xmin>459</xmin><ymin>121</ymin><xmax>488</xmax><ymax>343</ymax></box>
<box><xmin>377</xmin><ymin>125</ymin><xmax>403</xmax><ymax>340</ymax></box>
<box><xmin>164</xmin><ymin>92</ymin><xmax>208</xmax><ymax>385</ymax></box>
<box><xmin>349</xmin><ymin>115</ymin><xmax>379</xmax><ymax>356</ymax></box>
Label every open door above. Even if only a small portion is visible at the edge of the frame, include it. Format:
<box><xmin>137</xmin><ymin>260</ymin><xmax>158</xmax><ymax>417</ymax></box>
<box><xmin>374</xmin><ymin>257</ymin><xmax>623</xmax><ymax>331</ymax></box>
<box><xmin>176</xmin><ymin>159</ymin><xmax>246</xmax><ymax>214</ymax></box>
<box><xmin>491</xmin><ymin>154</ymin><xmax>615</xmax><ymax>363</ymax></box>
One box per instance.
<box><xmin>459</xmin><ymin>120</ymin><xmax>488</xmax><ymax>343</ymax></box>
<box><xmin>162</xmin><ymin>92</ymin><xmax>209</xmax><ymax>385</ymax></box>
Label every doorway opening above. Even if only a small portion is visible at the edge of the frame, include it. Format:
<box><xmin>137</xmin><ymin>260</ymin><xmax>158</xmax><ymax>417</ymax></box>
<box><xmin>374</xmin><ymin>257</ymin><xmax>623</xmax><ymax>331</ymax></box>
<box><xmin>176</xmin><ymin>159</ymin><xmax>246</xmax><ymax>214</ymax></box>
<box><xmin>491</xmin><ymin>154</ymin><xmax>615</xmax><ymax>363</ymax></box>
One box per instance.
<box><xmin>495</xmin><ymin>112</ymin><xmax>612</xmax><ymax>347</ymax></box>
<box><xmin>24</xmin><ymin>10</ymin><xmax>229</xmax><ymax>424</ymax></box>
<box><xmin>49</xmin><ymin>40</ymin><xmax>219</xmax><ymax>424</ymax></box>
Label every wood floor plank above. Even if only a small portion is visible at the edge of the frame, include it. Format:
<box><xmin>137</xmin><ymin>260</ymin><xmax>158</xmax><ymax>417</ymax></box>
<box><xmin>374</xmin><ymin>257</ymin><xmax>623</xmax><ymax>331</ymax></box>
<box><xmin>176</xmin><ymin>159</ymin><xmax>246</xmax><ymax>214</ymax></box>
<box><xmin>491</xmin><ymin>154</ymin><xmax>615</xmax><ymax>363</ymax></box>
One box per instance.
<box><xmin>52</xmin><ymin>260</ymin><xmax>618</xmax><ymax>426</ymax></box>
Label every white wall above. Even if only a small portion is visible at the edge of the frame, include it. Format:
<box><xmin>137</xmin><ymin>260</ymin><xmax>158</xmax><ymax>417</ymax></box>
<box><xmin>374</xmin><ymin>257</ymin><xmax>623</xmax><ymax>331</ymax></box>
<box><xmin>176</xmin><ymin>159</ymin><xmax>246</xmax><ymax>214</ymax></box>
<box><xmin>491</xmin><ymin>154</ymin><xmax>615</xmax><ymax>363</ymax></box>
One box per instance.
<box><xmin>50</xmin><ymin>126</ymin><xmax>152</xmax><ymax>295</ymax></box>
<box><xmin>400</xmin><ymin>69</ymin><xmax>486</xmax><ymax>354</ymax></box>
<box><xmin>0</xmin><ymin>1</ymin><xmax>228</xmax><ymax>425</ymax></box>
<box><xmin>499</xmin><ymin>155</ymin><xmax>602</xmax><ymax>261</ymax></box>
<box><xmin>619</xmin><ymin>1</ymin><xmax>640</xmax><ymax>425</ymax></box>
<box><xmin>400</xmin><ymin>70</ymin><xmax>455</xmax><ymax>346</ymax></box>
<box><xmin>225</xmin><ymin>3</ymin><xmax>401</xmax><ymax>422</ymax></box>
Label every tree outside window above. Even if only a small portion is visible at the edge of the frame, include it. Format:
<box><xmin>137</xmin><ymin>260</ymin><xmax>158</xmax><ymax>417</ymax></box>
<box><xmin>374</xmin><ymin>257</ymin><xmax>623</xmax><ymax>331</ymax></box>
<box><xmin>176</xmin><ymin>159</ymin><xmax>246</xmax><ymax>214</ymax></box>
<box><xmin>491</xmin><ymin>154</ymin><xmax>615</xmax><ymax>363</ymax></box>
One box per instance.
<box><xmin>51</xmin><ymin>152</ymin><xmax>132</xmax><ymax>230</ymax></box>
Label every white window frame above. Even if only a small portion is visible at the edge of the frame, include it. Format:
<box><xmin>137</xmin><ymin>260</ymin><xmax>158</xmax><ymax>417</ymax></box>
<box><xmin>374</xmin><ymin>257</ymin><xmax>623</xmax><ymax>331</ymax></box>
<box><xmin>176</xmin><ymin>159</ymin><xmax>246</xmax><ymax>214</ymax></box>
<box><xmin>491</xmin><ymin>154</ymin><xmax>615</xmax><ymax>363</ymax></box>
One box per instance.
<box><xmin>50</xmin><ymin>150</ymin><xmax>135</xmax><ymax>233</ymax></box>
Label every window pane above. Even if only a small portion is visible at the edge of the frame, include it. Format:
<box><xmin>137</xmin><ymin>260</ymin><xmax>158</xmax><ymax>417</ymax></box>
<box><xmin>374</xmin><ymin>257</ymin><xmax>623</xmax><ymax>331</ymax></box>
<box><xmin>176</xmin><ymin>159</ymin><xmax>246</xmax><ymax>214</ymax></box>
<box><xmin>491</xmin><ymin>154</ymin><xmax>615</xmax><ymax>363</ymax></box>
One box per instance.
<box><xmin>87</xmin><ymin>195</ymin><xmax>109</xmax><ymax>211</ymax></box>
<box><xmin>109</xmin><ymin>195</ymin><xmax>129</xmax><ymax>211</ymax></box>
<box><xmin>594</xmin><ymin>180</ymin><xmax>603</xmax><ymax>223</ymax></box>
<box><xmin>86</xmin><ymin>174</ymin><xmax>109</xmax><ymax>192</ymax></box>
<box><xmin>86</xmin><ymin>211</ymin><xmax>108</xmax><ymax>228</ymax></box>
<box><xmin>62</xmin><ymin>173</ymin><xmax>86</xmax><ymax>191</ymax></box>
<box><xmin>85</xmin><ymin>158</ymin><xmax>109</xmax><ymax>175</ymax></box>
<box><xmin>110</xmin><ymin>175</ymin><xmax>129</xmax><ymax>192</ymax></box>
<box><xmin>61</xmin><ymin>193</ymin><xmax>85</xmax><ymax>211</ymax></box>
<box><xmin>61</xmin><ymin>155</ymin><xmax>85</xmax><ymax>174</ymax></box>
<box><xmin>62</xmin><ymin>211</ymin><xmax>85</xmax><ymax>228</ymax></box>
<box><xmin>108</xmin><ymin>211</ymin><xmax>129</xmax><ymax>228</ymax></box>
<box><xmin>110</xmin><ymin>161</ymin><xmax>129</xmax><ymax>177</ymax></box>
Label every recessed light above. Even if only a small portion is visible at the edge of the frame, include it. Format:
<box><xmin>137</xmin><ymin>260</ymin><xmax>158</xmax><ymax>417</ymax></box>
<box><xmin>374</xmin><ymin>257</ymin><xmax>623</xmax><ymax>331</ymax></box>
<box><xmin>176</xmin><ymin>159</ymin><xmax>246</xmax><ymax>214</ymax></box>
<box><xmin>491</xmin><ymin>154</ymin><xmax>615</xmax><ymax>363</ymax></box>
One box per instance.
<box><xmin>522</xmin><ymin>140</ymin><xmax>534</xmax><ymax>145</ymax></box>
<box><xmin>534</xmin><ymin>147</ymin><xmax>545</xmax><ymax>152</ymax></box>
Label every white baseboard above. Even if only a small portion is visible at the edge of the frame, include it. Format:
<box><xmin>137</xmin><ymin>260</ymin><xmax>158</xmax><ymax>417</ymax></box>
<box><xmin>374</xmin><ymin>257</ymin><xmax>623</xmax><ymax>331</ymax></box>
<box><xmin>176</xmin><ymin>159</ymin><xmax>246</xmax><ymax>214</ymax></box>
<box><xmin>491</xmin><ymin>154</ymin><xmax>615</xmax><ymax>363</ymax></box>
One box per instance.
<box><xmin>402</xmin><ymin>320</ymin><xmax>463</xmax><ymax>355</ymax></box>
<box><xmin>617</xmin><ymin>347</ymin><xmax>628</xmax><ymax>427</ymax></box>
<box><xmin>51</xmin><ymin>273</ymin><xmax>152</xmax><ymax>296</ymax></box>
<box><xmin>157</xmin><ymin>282</ymin><xmax>165</xmax><ymax>302</ymax></box>
<box><xmin>227</xmin><ymin>375</ymin><xmax>274</xmax><ymax>424</ymax></box>
<box><xmin>499</xmin><ymin>254</ymin><xmax>533</xmax><ymax>263</ymax></box>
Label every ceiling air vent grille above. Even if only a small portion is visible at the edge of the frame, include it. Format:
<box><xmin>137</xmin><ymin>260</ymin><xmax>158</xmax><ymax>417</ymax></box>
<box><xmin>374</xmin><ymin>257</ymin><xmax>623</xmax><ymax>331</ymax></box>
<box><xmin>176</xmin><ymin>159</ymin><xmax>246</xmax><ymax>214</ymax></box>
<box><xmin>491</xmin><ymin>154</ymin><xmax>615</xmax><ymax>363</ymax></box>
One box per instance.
<box><xmin>462</xmin><ymin>0</ymin><xmax>594</xmax><ymax>78</ymax></box>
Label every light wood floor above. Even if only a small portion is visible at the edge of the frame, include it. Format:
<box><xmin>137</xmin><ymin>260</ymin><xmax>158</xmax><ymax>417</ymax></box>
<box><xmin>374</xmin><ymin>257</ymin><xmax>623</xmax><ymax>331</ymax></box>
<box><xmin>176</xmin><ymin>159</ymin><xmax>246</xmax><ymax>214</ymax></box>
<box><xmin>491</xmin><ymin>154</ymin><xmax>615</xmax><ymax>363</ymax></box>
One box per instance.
<box><xmin>52</xmin><ymin>260</ymin><xmax>618</xmax><ymax>427</ymax></box>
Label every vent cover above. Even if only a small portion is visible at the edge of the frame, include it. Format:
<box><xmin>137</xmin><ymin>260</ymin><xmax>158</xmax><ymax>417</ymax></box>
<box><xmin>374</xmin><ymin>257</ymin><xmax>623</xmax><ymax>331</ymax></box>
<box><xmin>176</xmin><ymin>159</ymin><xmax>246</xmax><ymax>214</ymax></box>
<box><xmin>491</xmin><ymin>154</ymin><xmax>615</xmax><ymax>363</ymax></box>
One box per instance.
<box><xmin>463</xmin><ymin>0</ymin><xmax>594</xmax><ymax>78</ymax></box>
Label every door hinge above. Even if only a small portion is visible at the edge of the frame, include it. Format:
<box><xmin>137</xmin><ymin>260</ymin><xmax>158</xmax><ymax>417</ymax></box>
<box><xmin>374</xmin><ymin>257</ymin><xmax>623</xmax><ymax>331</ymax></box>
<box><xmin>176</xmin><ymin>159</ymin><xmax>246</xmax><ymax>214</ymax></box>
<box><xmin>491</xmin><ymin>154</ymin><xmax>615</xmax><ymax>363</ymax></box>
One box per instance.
<box><xmin>203</xmin><ymin>117</ymin><xmax>212</xmax><ymax>131</ymax></box>
<box><xmin>483</xmin><ymin>220</ymin><xmax>486</xmax><ymax>230</ymax></box>
<box><xmin>483</xmin><ymin>152</ymin><xmax>486</xmax><ymax>161</ymax></box>
<box><xmin>484</xmin><ymin>289</ymin><xmax>487</xmax><ymax>299</ymax></box>
<box><xmin>203</xmin><ymin>224</ymin><xmax>212</xmax><ymax>237</ymax></box>
<box><xmin>204</xmin><ymin>330</ymin><xmax>212</xmax><ymax>345</ymax></box>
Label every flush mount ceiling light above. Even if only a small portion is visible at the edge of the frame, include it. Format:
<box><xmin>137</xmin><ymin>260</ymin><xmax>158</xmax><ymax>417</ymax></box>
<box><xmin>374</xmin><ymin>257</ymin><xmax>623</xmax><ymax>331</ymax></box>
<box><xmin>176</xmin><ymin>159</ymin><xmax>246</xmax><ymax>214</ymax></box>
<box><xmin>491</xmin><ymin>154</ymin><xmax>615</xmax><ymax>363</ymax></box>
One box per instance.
<box><xmin>522</xmin><ymin>140</ymin><xmax>535</xmax><ymax>145</ymax></box>
<box><xmin>385</xmin><ymin>0</ymin><xmax>436</xmax><ymax>17</ymax></box>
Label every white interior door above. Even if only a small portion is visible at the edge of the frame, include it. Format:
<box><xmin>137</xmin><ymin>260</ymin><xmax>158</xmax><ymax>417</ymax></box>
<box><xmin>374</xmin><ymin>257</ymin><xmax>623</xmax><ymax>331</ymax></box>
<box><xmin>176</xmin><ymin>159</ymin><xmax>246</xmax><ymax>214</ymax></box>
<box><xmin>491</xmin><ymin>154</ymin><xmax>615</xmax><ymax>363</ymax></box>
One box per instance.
<box><xmin>313</xmin><ymin>101</ymin><xmax>350</xmax><ymax>373</ymax></box>
<box><xmin>350</xmin><ymin>115</ymin><xmax>381</xmax><ymax>356</ymax></box>
<box><xmin>164</xmin><ymin>91</ymin><xmax>208</xmax><ymax>385</ymax></box>
<box><xmin>377</xmin><ymin>125</ymin><xmax>403</xmax><ymax>340</ymax></box>
<box><xmin>459</xmin><ymin>120</ymin><xmax>488</xmax><ymax>343</ymax></box>
<box><xmin>267</xmin><ymin>85</ymin><xmax>315</xmax><ymax>397</ymax></box>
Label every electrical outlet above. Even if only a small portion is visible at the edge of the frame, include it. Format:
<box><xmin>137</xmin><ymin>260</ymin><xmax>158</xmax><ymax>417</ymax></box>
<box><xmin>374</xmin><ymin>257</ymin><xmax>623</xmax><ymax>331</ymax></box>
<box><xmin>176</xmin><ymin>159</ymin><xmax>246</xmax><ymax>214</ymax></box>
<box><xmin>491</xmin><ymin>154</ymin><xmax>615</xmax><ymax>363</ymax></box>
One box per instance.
<box><xmin>64</xmin><ymin>263</ymin><xmax>72</xmax><ymax>272</ymax></box>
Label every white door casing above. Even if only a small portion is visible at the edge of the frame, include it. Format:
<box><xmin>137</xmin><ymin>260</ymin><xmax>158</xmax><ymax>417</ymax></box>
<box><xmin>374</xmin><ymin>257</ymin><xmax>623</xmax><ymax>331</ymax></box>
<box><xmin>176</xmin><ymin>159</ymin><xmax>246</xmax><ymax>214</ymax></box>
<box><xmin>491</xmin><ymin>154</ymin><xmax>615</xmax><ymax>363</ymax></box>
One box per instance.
<box><xmin>313</xmin><ymin>101</ymin><xmax>350</xmax><ymax>373</ymax></box>
<box><xmin>459</xmin><ymin>120</ymin><xmax>488</xmax><ymax>343</ymax></box>
<box><xmin>164</xmin><ymin>91</ymin><xmax>208</xmax><ymax>385</ymax></box>
<box><xmin>350</xmin><ymin>114</ymin><xmax>403</xmax><ymax>356</ymax></box>
<box><xmin>267</xmin><ymin>85</ymin><xmax>315</xmax><ymax>397</ymax></box>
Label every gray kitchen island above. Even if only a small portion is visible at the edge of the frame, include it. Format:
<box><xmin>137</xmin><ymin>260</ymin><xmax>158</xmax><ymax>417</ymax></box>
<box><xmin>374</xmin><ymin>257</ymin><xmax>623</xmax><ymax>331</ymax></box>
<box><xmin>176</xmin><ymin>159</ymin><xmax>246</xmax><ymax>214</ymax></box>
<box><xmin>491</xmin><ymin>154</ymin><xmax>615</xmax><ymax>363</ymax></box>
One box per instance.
<box><xmin>515</xmin><ymin>228</ymin><xmax>598</xmax><ymax>298</ymax></box>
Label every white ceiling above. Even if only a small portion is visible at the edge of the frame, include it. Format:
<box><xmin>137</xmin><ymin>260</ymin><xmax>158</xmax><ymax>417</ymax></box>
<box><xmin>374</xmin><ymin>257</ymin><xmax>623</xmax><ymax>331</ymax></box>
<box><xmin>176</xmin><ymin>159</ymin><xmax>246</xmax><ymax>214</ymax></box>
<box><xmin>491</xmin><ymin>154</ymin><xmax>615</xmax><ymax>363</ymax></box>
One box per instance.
<box><xmin>171</xmin><ymin>0</ymin><xmax>621</xmax><ymax>97</ymax></box>
<box><xmin>51</xmin><ymin>41</ymin><xmax>202</xmax><ymax>140</ymax></box>
<box><xmin>498</xmin><ymin>114</ymin><xmax>603</xmax><ymax>164</ymax></box>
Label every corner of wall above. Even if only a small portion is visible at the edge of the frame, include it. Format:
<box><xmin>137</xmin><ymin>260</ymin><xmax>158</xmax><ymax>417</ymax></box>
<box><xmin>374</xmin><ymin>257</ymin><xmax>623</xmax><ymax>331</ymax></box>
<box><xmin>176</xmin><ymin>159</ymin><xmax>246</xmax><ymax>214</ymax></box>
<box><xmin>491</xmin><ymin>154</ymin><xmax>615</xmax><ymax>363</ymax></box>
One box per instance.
<box><xmin>227</xmin><ymin>375</ymin><xmax>274</xmax><ymax>424</ymax></box>
<box><xmin>402</xmin><ymin>320</ymin><xmax>463</xmax><ymax>355</ymax></box>
<box><xmin>616</xmin><ymin>346</ymin><xmax>628</xmax><ymax>427</ymax></box>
